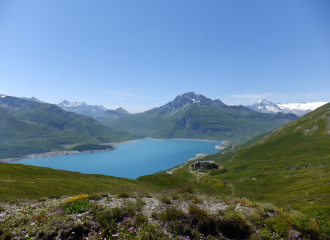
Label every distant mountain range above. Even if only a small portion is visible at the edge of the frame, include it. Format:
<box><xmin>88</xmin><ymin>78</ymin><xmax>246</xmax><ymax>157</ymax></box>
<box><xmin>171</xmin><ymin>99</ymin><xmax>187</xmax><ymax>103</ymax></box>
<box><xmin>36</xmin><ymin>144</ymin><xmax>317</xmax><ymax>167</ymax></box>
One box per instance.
<box><xmin>98</xmin><ymin>92</ymin><xmax>298</xmax><ymax>141</ymax></box>
<box><xmin>0</xmin><ymin>94</ymin><xmax>139</xmax><ymax>159</ymax></box>
<box><xmin>246</xmin><ymin>99</ymin><xmax>328</xmax><ymax>116</ymax></box>
<box><xmin>21</xmin><ymin>97</ymin><xmax>132</xmax><ymax>120</ymax></box>
<box><xmin>56</xmin><ymin>100</ymin><xmax>108</xmax><ymax>119</ymax></box>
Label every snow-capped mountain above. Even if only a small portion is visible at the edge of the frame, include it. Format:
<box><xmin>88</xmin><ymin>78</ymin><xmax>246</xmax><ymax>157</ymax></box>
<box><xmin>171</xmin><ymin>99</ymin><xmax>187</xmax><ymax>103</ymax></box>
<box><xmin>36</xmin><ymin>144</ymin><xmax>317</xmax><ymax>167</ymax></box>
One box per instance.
<box><xmin>56</xmin><ymin>100</ymin><xmax>107</xmax><ymax>119</ymax></box>
<box><xmin>277</xmin><ymin>102</ymin><xmax>328</xmax><ymax>116</ymax></box>
<box><xmin>159</xmin><ymin>92</ymin><xmax>225</xmax><ymax>113</ymax></box>
<box><xmin>246</xmin><ymin>99</ymin><xmax>283</xmax><ymax>114</ymax></box>
<box><xmin>247</xmin><ymin>99</ymin><xmax>328</xmax><ymax>116</ymax></box>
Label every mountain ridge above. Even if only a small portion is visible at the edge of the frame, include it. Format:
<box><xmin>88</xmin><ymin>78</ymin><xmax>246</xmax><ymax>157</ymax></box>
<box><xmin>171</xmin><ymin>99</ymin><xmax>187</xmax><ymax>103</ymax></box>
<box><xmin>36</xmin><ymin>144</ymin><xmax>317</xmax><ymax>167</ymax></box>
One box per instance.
<box><xmin>0</xmin><ymin>94</ymin><xmax>140</xmax><ymax>159</ymax></box>
<box><xmin>99</xmin><ymin>92</ymin><xmax>298</xmax><ymax>142</ymax></box>
<box><xmin>56</xmin><ymin>100</ymin><xmax>107</xmax><ymax>119</ymax></box>
<box><xmin>247</xmin><ymin>99</ymin><xmax>328</xmax><ymax>116</ymax></box>
<box><xmin>98</xmin><ymin>107</ymin><xmax>130</xmax><ymax>120</ymax></box>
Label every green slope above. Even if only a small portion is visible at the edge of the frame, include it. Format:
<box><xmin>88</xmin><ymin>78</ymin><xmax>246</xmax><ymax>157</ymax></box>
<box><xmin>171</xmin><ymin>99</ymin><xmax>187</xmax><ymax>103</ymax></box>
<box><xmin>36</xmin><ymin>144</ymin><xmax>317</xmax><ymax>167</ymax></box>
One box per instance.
<box><xmin>194</xmin><ymin>102</ymin><xmax>330</xmax><ymax>212</ymax></box>
<box><xmin>0</xmin><ymin>95</ymin><xmax>141</xmax><ymax>159</ymax></box>
<box><xmin>0</xmin><ymin>163</ymin><xmax>149</xmax><ymax>201</ymax></box>
<box><xmin>99</xmin><ymin>92</ymin><xmax>297</xmax><ymax>141</ymax></box>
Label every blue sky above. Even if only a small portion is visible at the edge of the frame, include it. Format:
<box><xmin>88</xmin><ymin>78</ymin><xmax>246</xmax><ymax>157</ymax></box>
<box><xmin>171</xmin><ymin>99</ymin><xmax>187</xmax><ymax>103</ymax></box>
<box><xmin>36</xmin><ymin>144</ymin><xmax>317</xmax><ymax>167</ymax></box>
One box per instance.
<box><xmin>1</xmin><ymin>0</ymin><xmax>329</xmax><ymax>112</ymax></box>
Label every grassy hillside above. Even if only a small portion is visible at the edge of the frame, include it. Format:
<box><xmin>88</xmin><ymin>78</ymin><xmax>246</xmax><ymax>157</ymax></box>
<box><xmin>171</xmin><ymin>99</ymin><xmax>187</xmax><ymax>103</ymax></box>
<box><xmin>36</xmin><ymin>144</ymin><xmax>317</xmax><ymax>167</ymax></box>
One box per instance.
<box><xmin>0</xmin><ymin>163</ymin><xmax>329</xmax><ymax>239</ymax></box>
<box><xmin>99</xmin><ymin>92</ymin><xmax>297</xmax><ymax>142</ymax></box>
<box><xmin>0</xmin><ymin>95</ymin><xmax>141</xmax><ymax>159</ymax></box>
<box><xmin>186</xmin><ymin>102</ymin><xmax>330</xmax><ymax>213</ymax></box>
<box><xmin>0</xmin><ymin>163</ymin><xmax>149</xmax><ymax>201</ymax></box>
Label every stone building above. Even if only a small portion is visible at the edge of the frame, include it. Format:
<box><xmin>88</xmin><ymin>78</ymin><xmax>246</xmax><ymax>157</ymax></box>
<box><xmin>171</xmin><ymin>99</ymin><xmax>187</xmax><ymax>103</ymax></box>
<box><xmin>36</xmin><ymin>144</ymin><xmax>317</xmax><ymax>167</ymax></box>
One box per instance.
<box><xmin>191</xmin><ymin>160</ymin><xmax>220</xmax><ymax>170</ymax></box>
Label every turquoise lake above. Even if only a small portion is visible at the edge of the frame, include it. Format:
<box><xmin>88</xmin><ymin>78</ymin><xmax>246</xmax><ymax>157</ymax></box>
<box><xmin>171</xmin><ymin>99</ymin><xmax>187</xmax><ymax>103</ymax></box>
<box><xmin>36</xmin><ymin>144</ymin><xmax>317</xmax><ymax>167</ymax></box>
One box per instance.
<box><xmin>13</xmin><ymin>139</ymin><xmax>222</xmax><ymax>179</ymax></box>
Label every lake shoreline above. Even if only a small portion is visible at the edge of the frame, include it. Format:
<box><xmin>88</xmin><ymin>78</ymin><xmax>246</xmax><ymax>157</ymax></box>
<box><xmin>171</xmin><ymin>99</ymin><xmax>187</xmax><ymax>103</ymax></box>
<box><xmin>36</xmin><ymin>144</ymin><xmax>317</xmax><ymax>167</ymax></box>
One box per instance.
<box><xmin>0</xmin><ymin>138</ymin><xmax>228</xmax><ymax>163</ymax></box>
<box><xmin>0</xmin><ymin>147</ymin><xmax>119</xmax><ymax>163</ymax></box>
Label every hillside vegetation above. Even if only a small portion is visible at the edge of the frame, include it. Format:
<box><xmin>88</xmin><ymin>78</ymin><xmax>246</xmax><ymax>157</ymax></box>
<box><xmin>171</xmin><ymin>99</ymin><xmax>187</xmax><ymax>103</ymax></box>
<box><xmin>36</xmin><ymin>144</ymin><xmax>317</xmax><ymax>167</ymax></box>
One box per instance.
<box><xmin>0</xmin><ymin>163</ymin><xmax>329</xmax><ymax>239</ymax></box>
<box><xmin>0</xmin><ymin>95</ymin><xmax>141</xmax><ymax>159</ymax></box>
<box><xmin>181</xmin><ymin>102</ymin><xmax>330</xmax><ymax>213</ymax></box>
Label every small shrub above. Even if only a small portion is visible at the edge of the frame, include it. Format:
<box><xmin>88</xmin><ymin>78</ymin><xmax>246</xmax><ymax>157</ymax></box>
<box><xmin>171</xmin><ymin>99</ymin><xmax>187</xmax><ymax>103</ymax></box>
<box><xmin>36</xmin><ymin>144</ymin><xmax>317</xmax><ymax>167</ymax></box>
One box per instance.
<box><xmin>178</xmin><ymin>184</ymin><xmax>194</xmax><ymax>194</ymax></box>
<box><xmin>248</xmin><ymin>210</ymin><xmax>264</xmax><ymax>227</ymax></box>
<box><xmin>188</xmin><ymin>204</ymin><xmax>208</xmax><ymax>218</ymax></box>
<box><xmin>32</xmin><ymin>214</ymin><xmax>46</xmax><ymax>223</ymax></box>
<box><xmin>160</xmin><ymin>207</ymin><xmax>184</xmax><ymax>221</ymax></box>
<box><xmin>265</xmin><ymin>215</ymin><xmax>291</xmax><ymax>235</ymax></box>
<box><xmin>223</xmin><ymin>196</ymin><xmax>236</xmax><ymax>205</ymax></box>
<box><xmin>283</xmin><ymin>204</ymin><xmax>292</xmax><ymax>212</ymax></box>
<box><xmin>191</xmin><ymin>196</ymin><xmax>204</xmax><ymax>204</ymax></box>
<box><xmin>135</xmin><ymin>198</ymin><xmax>146</xmax><ymax>211</ymax></box>
<box><xmin>3</xmin><ymin>232</ymin><xmax>12</xmax><ymax>240</ymax></box>
<box><xmin>180</xmin><ymin>192</ymin><xmax>194</xmax><ymax>201</ymax></box>
<box><xmin>97</xmin><ymin>205</ymin><xmax>136</xmax><ymax>225</ymax></box>
<box><xmin>291</xmin><ymin>215</ymin><xmax>319</xmax><ymax>238</ymax></box>
<box><xmin>117</xmin><ymin>192</ymin><xmax>130</xmax><ymax>198</ymax></box>
<box><xmin>63</xmin><ymin>199</ymin><xmax>89</xmax><ymax>214</ymax></box>
<box><xmin>151</xmin><ymin>212</ymin><xmax>159</xmax><ymax>220</ymax></box>
<box><xmin>89</xmin><ymin>202</ymin><xmax>104</xmax><ymax>216</ymax></box>
<box><xmin>171</xmin><ymin>192</ymin><xmax>179</xmax><ymax>200</ymax></box>
<box><xmin>62</xmin><ymin>195</ymin><xmax>90</xmax><ymax>214</ymax></box>
<box><xmin>218</xmin><ymin>210</ymin><xmax>252</xmax><ymax>239</ymax></box>
<box><xmin>135</xmin><ymin>213</ymin><xmax>148</xmax><ymax>225</ymax></box>
<box><xmin>160</xmin><ymin>195</ymin><xmax>171</xmax><ymax>204</ymax></box>
<box><xmin>139</xmin><ymin>223</ymin><xmax>167</xmax><ymax>240</ymax></box>
<box><xmin>260</xmin><ymin>202</ymin><xmax>276</xmax><ymax>212</ymax></box>
<box><xmin>144</xmin><ymin>192</ymin><xmax>153</xmax><ymax>198</ymax></box>
<box><xmin>233</xmin><ymin>197</ymin><xmax>253</xmax><ymax>207</ymax></box>
<box><xmin>89</xmin><ymin>192</ymin><xmax>102</xmax><ymax>201</ymax></box>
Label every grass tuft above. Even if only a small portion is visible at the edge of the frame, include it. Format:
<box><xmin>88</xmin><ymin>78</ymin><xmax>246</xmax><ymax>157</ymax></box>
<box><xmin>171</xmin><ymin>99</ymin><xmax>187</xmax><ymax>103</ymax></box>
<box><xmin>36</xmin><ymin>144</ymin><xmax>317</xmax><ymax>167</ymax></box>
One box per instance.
<box><xmin>88</xmin><ymin>192</ymin><xmax>102</xmax><ymax>201</ymax></box>
<box><xmin>188</xmin><ymin>204</ymin><xmax>208</xmax><ymax>218</ymax></box>
<box><xmin>160</xmin><ymin>195</ymin><xmax>171</xmax><ymax>204</ymax></box>
<box><xmin>135</xmin><ymin>198</ymin><xmax>146</xmax><ymax>212</ymax></box>
<box><xmin>117</xmin><ymin>192</ymin><xmax>131</xmax><ymax>198</ymax></box>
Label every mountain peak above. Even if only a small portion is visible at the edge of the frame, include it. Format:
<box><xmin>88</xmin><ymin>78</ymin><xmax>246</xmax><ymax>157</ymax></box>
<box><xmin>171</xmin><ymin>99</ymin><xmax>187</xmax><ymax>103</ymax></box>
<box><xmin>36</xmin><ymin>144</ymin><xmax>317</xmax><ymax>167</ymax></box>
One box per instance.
<box><xmin>175</xmin><ymin>92</ymin><xmax>204</xmax><ymax>104</ymax></box>
<box><xmin>258</xmin><ymin>99</ymin><xmax>271</xmax><ymax>104</ymax></box>
<box><xmin>159</xmin><ymin>92</ymin><xmax>225</xmax><ymax>113</ymax></box>
<box><xmin>115</xmin><ymin>107</ymin><xmax>130</xmax><ymax>114</ymax></box>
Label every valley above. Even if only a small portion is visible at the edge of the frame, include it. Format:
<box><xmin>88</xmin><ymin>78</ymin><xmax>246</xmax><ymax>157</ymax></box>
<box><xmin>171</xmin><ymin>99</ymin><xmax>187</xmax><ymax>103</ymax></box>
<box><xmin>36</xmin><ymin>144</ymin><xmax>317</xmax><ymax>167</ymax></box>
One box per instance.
<box><xmin>0</xmin><ymin>92</ymin><xmax>329</xmax><ymax>239</ymax></box>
